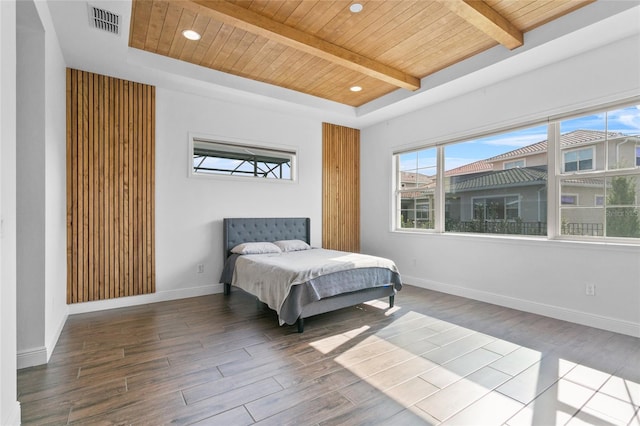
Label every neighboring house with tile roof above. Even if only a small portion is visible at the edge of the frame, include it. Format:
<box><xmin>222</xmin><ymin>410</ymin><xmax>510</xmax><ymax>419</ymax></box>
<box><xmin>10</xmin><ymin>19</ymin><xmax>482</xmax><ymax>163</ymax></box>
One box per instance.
<box><xmin>398</xmin><ymin>171</ymin><xmax>436</xmax><ymax>228</ymax></box>
<box><xmin>447</xmin><ymin>129</ymin><xmax>635</xmax><ymax>175</ymax></box>
<box><xmin>444</xmin><ymin>160</ymin><xmax>494</xmax><ymax>176</ymax></box>
<box><xmin>401</xmin><ymin>130</ymin><xmax>640</xmax><ymax>234</ymax></box>
<box><xmin>445</xmin><ymin>165</ymin><xmax>548</xmax><ymax>232</ymax></box>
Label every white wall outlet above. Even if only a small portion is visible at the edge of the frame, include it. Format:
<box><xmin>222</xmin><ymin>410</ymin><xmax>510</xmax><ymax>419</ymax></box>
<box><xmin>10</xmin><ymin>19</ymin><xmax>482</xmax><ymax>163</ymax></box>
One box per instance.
<box><xmin>585</xmin><ymin>283</ymin><xmax>596</xmax><ymax>296</ymax></box>
<box><xmin>197</xmin><ymin>263</ymin><xmax>204</xmax><ymax>274</ymax></box>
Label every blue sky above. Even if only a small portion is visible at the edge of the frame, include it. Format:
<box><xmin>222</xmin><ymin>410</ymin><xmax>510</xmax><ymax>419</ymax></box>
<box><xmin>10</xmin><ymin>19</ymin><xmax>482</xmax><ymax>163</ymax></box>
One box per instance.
<box><xmin>194</xmin><ymin>156</ymin><xmax>291</xmax><ymax>179</ymax></box>
<box><xmin>401</xmin><ymin>104</ymin><xmax>640</xmax><ymax>172</ymax></box>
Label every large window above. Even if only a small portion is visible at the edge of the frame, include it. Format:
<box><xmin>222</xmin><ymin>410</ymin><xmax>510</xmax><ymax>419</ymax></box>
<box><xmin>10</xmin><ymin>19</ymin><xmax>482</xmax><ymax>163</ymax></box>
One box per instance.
<box><xmin>191</xmin><ymin>137</ymin><xmax>295</xmax><ymax>180</ymax></box>
<box><xmin>393</xmin><ymin>102</ymin><xmax>640</xmax><ymax>241</ymax></box>
<box><xmin>442</xmin><ymin>124</ymin><xmax>548</xmax><ymax>236</ymax></box>
<box><xmin>558</xmin><ymin>105</ymin><xmax>640</xmax><ymax>239</ymax></box>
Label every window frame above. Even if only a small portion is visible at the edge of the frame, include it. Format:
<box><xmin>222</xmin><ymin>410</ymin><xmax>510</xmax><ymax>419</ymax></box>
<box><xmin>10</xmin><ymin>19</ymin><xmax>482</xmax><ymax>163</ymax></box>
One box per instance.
<box><xmin>395</xmin><ymin>147</ymin><xmax>438</xmax><ymax>231</ymax></box>
<box><xmin>188</xmin><ymin>133</ymin><xmax>297</xmax><ymax>183</ymax></box>
<box><xmin>554</xmin><ymin>106</ymin><xmax>640</xmax><ymax>240</ymax></box>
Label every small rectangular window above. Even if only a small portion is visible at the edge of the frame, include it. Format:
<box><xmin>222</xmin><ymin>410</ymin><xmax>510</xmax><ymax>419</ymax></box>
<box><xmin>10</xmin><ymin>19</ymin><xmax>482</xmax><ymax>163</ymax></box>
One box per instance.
<box><xmin>636</xmin><ymin>145</ymin><xmax>640</xmax><ymax>167</ymax></box>
<box><xmin>561</xmin><ymin>194</ymin><xmax>578</xmax><ymax>205</ymax></box>
<box><xmin>504</xmin><ymin>159</ymin><xmax>525</xmax><ymax>169</ymax></box>
<box><xmin>472</xmin><ymin>196</ymin><xmax>520</xmax><ymax>220</ymax></box>
<box><xmin>563</xmin><ymin>148</ymin><xmax>594</xmax><ymax>173</ymax></box>
<box><xmin>191</xmin><ymin>138</ymin><xmax>295</xmax><ymax>181</ymax></box>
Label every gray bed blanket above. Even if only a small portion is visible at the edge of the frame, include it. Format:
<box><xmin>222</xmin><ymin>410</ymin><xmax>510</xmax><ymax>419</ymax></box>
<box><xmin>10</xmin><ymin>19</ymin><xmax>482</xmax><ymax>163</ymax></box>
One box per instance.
<box><xmin>221</xmin><ymin>249</ymin><xmax>402</xmax><ymax>325</ymax></box>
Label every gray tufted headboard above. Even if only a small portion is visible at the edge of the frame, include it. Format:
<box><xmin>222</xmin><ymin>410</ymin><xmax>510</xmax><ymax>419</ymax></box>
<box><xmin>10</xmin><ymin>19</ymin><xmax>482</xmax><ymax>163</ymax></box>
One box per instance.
<box><xmin>223</xmin><ymin>217</ymin><xmax>311</xmax><ymax>261</ymax></box>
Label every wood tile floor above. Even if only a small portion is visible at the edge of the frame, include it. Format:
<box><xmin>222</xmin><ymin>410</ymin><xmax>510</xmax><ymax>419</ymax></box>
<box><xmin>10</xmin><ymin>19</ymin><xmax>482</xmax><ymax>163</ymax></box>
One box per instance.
<box><xmin>18</xmin><ymin>285</ymin><xmax>640</xmax><ymax>425</ymax></box>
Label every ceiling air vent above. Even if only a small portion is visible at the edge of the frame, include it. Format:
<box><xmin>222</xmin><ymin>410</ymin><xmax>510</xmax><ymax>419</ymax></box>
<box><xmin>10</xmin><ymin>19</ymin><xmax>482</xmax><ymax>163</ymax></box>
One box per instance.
<box><xmin>88</xmin><ymin>4</ymin><xmax>120</xmax><ymax>35</ymax></box>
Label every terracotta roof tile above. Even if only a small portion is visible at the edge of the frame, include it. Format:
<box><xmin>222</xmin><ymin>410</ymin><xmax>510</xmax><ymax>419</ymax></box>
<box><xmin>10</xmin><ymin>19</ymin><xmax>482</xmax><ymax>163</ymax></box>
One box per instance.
<box><xmin>445</xmin><ymin>160</ymin><xmax>493</xmax><ymax>176</ymax></box>
<box><xmin>445</xmin><ymin>130</ymin><xmax>628</xmax><ymax>177</ymax></box>
<box><xmin>404</xmin><ymin>130</ymin><xmax>633</xmax><ymax>193</ymax></box>
<box><xmin>486</xmin><ymin>141</ymin><xmax>547</xmax><ymax>161</ymax></box>
<box><xmin>400</xmin><ymin>171</ymin><xmax>433</xmax><ymax>184</ymax></box>
<box><xmin>487</xmin><ymin>129</ymin><xmax>625</xmax><ymax>162</ymax></box>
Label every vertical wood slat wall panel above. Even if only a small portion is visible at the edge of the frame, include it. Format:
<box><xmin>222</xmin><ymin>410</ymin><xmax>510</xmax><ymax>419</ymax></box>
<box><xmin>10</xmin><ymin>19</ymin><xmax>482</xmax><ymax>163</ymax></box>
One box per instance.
<box><xmin>66</xmin><ymin>68</ymin><xmax>155</xmax><ymax>304</ymax></box>
<box><xmin>322</xmin><ymin>123</ymin><xmax>360</xmax><ymax>252</ymax></box>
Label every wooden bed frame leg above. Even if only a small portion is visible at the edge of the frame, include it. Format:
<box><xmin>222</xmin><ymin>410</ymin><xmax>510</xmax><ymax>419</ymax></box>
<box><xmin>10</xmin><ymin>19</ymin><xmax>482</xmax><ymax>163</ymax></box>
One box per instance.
<box><xmin>389</xmin><ymin>295</ymin><xmax>395</xmax><ymax>308</ymax></box>
<box><xmin>297</xmin><ymin>317</ymin><xmax>304</xmax><ymax>333</ymax></box>
<box><xmin>224</xmin><ymin>283</ymin><xmax>231</xmax><ymax>295</ymax></box>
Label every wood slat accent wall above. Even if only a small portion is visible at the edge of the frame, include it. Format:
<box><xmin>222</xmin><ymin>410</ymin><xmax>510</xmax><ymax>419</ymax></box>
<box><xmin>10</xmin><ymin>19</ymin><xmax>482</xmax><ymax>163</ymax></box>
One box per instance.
<box><xmin>66</xmin><ymin>68</ymin><xmax>155</xmax><ymax>303</ymax></box>
<box><xmin>322</xmin><ymin>123</ymin><xmax>360</xmax><ymax>252</ymax></box>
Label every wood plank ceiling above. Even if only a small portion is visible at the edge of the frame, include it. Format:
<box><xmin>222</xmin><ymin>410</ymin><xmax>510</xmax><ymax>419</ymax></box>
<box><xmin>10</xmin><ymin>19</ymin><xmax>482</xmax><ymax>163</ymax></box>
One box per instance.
<box><xmin>129</xmin><ymin>0</ymin><xmax>593</xmax><ymax>107</ymax></box>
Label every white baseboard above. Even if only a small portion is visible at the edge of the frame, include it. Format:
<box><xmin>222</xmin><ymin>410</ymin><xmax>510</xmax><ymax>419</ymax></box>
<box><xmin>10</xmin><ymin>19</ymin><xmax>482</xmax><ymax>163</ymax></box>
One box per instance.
<box><xmin>1</xmin><ymin>400</ymin><xmax>21</xmax><ymax>426</ymax></box>
<box><xmin>403</xmin><ymin>275</ymin><xmax>640</xmax><ymax>338</ymax></box>
<box><xmin>17</xmin><ymin>346</ymin><xmax>48</xmax><ymax>369</ymax></box>
<box><xmin>67</xmin><ymin>283</ymin><xmax>224</xmax><ymax>315</ymax></box>
<box><xmin>18</xmin><ymin>309</ymin><xmax>68</xmax><ymax>369</ymax></box>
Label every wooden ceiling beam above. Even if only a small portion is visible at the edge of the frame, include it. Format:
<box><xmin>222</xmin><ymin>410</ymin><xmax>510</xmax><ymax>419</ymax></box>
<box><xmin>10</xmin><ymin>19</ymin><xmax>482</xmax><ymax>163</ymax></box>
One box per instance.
<box><xmin>442</xmin><ymin>0</ymin><xmax>523</xmax><ymax>50</ymax></box>
<box><xmin>182</xmin><ymin>0</ymin><xmax>420</xmax><ymax>91</ymax></box>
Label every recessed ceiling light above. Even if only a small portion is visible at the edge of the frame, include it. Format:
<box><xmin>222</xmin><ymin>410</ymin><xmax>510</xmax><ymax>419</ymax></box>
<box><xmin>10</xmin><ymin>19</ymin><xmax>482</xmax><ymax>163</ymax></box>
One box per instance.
<box><xmin>182</xmin><ymin>29</ymin><xmax>201</xmax><ymax>41</ymax></box>
<box><xmin>350</xmin><ymin>86</ymin><xmax>362</xmax><ymax>92</ymax></box>
<box><xmin>350</xmin><ymin>3</ymin><xmax>363</xmax><ymax>13</ymax></box>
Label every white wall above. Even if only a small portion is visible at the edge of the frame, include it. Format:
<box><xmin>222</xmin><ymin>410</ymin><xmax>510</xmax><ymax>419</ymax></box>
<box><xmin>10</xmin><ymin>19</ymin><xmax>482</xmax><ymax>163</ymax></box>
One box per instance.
<box><xmin>68</xmin><ymin>87</ymin><xmax>324</xmax><ymax>314</ymax></box>
<box><xmin>40</xmin><ymin>0</ymin><xmax>68</xmax><ymax>364</ymax></box>
<box><xmin>0</xmin><ymin>0</ymin><xmax>21</xmax><ymax>423</ymax></box>
<box><xmin>154</xmin><ymin>88</ymin><xmax>323</xmax><ymax>295</ymax></box>
<box><xmin>17</xmin><ymin>0</ymin><xmax>46</xmax><ymax>366</ymax></box>
<box><xmin>16</xmin><ymin>0</ymin><xmax>68</xmax><ymax>369</ymax></box>
<box><xmin>361</xmin><ymin>34</ymin><xmax>640</xmax><ymax>337</ymax></box>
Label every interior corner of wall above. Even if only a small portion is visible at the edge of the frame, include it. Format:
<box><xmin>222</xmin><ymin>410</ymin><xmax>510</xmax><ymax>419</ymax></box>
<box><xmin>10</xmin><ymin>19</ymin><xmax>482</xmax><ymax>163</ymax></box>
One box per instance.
<box><xmin>45</xmin><ymin>308</ymin><xmax>68</xmax><ymax>363</ymax></box>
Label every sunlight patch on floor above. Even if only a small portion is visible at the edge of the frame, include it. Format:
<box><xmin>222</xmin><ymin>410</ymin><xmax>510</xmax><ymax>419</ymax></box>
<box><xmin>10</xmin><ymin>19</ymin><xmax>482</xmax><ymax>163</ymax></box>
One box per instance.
<box><xmin>308</xmin><ymin>326</ymin><xmax>369</xmax><ymax>354</ymax></box>
<box><xmin>309</xmin><ymin>307</ymin><xmax>640</xmax><ymax>425</ymax></box>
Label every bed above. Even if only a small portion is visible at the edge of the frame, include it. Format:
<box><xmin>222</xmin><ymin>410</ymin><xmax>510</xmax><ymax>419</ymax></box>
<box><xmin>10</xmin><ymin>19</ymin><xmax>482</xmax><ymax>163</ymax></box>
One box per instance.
<box><xmin>220</xmin><ymin>217</ymin><xmax>402</xmax><ymax>332</ymax></box>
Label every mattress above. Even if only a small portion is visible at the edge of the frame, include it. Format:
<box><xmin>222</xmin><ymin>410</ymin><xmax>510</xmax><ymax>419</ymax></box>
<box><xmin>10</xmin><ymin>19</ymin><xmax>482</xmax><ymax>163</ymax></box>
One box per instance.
<box><xmin>222</xmin><ymin>248</ymin><xmax>402</xmax><ymax>325</ymax></box>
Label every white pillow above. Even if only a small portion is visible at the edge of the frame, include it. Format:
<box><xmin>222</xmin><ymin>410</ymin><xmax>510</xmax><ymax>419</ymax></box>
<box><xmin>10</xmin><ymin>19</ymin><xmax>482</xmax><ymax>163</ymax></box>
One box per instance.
<box><xmin>231</xmin><ymin>242</ymin><xmax>282</xmax><ymax>255</ymax></box>
<box><xmin>274</xmin><ymin>239</ymin><xmax>311</xmax><ymax>252</ymax></box>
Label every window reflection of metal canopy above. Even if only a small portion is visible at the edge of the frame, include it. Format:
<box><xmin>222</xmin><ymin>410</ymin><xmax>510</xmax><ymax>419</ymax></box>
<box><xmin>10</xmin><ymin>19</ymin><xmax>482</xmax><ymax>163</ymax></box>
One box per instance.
<box><xmin>193</xmin><ymin>139</ymin><xmax>293</xmax><ymax>178</ymax></box>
